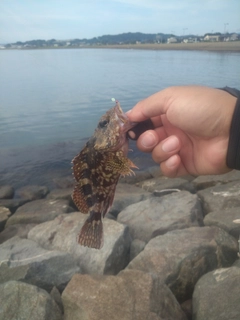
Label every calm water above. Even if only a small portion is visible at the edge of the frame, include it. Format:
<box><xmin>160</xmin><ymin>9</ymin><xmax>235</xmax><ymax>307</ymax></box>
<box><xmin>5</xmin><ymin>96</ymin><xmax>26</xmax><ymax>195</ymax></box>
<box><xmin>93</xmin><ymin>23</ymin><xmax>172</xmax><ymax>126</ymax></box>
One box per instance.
<box><xmin>1</xmin><ymin>48</ymin><xmax>240</xmax><ymax>188</ymax></box>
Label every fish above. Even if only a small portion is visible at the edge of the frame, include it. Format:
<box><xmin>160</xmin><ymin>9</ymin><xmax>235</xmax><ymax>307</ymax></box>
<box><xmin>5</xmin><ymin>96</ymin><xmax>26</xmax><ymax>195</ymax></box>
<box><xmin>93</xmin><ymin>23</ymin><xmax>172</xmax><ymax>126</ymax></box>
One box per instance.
<box><xmin>72</xmin><ymin>100</ymin><xmax>137</xmax><ymax>249</ymax></box>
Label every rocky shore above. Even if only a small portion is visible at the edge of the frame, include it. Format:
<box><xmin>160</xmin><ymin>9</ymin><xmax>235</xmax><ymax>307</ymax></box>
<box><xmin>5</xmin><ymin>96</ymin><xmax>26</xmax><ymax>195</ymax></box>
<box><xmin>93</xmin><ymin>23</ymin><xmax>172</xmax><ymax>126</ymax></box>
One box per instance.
<box><xmin>1</xmin><ymin>167</ymin><xmax>240</xmax><ymax>320</ymax></box>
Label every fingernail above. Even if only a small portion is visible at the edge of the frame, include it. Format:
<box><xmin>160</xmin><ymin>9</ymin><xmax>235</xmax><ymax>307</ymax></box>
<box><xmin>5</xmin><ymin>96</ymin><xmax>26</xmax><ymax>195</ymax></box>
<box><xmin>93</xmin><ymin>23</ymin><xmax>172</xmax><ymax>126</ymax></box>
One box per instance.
<box><xmin>162</xmin><ymin>136</ymin><xmax>179</xmax><ymax>153</ymax></box>
<box><xmin>141</xmin><ymin>132</ymin><xmax>156</xmax><ymax>148</ymax></box>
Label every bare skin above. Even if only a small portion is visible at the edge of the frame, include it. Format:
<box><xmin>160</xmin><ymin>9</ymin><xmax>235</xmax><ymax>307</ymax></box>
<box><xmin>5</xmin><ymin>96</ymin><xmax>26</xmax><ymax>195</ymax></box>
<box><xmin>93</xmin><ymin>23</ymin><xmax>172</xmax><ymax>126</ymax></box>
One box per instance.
<box><xmin>127</xmin><ymin>86</ymin><xmax>237</xmax><ymax>177</ymax></box>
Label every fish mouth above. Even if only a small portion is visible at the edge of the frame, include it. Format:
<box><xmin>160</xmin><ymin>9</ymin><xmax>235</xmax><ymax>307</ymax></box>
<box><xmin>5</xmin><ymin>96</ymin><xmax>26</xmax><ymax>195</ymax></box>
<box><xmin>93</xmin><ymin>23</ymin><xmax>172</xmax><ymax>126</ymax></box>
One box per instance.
<box><xmin>114</xmin><ymin>101</ymin><xmax>137</xmax><ymax>133</ymax></box>
<box><xmin>111</xmin><ymin>102</ymin><xmax>137</xmax><ymax>153</ymax></box>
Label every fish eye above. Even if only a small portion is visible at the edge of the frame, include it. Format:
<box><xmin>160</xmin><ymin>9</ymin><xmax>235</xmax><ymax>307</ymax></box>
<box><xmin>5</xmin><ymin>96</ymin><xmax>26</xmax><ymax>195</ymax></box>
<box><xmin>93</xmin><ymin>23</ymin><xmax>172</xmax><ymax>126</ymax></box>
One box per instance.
<box><xmin>98</xmin><ymin>119</ymin><xmax>109</xmax><ymax>128</ymax></box>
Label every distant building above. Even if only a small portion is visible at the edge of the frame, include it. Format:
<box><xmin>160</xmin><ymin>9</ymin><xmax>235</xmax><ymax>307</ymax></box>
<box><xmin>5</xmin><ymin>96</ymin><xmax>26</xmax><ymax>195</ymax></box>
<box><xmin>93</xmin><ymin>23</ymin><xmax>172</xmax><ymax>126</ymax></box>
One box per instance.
<box><xmin>167</xmin><ymin>37</ymin><xmax>177</xmax><ymax>44</ymax></box>
<box><xmin>204</xmin><ymin>35</ymin><xmax>222</xmax><ymax>42</ymax></box>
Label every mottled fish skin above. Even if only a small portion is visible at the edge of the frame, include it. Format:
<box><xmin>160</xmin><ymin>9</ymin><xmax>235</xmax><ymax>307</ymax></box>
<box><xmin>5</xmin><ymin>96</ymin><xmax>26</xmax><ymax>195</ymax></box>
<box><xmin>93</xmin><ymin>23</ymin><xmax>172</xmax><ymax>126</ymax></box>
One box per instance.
<box><xmin>72</xmin><ymin>101</ymin><xmax>137</xmax><ymax>249</ymax></box>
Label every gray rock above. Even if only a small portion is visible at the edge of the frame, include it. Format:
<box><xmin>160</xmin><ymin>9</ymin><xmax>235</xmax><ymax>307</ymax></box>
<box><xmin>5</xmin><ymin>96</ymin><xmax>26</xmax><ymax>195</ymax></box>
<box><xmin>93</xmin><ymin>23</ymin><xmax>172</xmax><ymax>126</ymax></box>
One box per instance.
<box><xmin>6</xmin><ymin>198</ymin><xmax>74</xmax><ymax>226</ymax></box>
<box><xmin>192</xmin><ymin>170</ymin><xmax>240</xmax><ymax>190</ymax></box>
<box><xmin>130</xmin><ymin>239</ymin><xmax>146</xmax><ymax>260</ymax></box>
<box><xmin>204</xmin><ymin>207</ymin><xmax>240</xmax><ymax>239</ymax></box>
<box><xmin>0</xmin><ymin>185</ymin><xmax>14</xmax><ymax>199</ymax></box>
<box><xmin>192</xmin><ymin>267</ymin><xmax>240</xmax><ymax>320</ymax></box>
<box><xmin>119</xmin><ymin>169</ymin><xmax>153</xmax><ymax>184</ymax></box>
<box><xmin>16</xmin><ymin>185</ymin><xmax>49</xmax><ymax>200</ymax></box>
<box><xmin>118</xmin><ymin>191</ymin><xmax>203</xmax><ymax>242</ymax></box>
<box><xmin>28</xmin><ymin>212</ymin><xmax>131</xmax><ymax>275</ymax></box>
<box><xmin>0</xmin><ymin>280</ymin><xmax>62</xmax><ymax>320</ymax></box>
<box><xmin>50</xmin><ymin>286</ymin><xmax>64</xmax><ymax>313</ymax></box>
<box><xmin>53</xmin><ymin>176</ymin><xmax>75</xmax><ymax>189</ymax></box>
<box><xmin>46</xmin><ymin>188</ymin><xmax>73</xmax><ymax>201</ymax></box>
<box><xmin>0</xmin><ymin>236</ymin><xmax>80</xmax><ymax>292</ymax></box>
<box><xmin>0</xmin><ymin>198</ymin><xmax>29</xmax><ymax>213</ymax></box>
<box><xmin>109</xmin><ymin>182</ymin><xmax>152</xmax><ymax>217</ymax></box>
<box><xmin>0</xmin><ymin>206</ymin><xmax>11</xmax><ymax>231</ymax></box>
<box><xmin>0</xmin><ymin>223</ymin><xmax>36</xmax><ymax>244</ymax></box>
<box><xmin>197</xmin><ymin>181</ymin><xmax>240</xmax><ymax>214</ymax></box>
<box><xmin>62</xmin><ymin>270</ymin><xmax>187</xmax><ymax>320</ymax></box>
<box><xmin>127</xmin><ymin>226</ymin><xmax>238</xmax><ymax>302</ymax></box>
<box><xmin>136</xmin><ymin>177</ymin><xmax>195</xmax><ymax>194</ymax></box>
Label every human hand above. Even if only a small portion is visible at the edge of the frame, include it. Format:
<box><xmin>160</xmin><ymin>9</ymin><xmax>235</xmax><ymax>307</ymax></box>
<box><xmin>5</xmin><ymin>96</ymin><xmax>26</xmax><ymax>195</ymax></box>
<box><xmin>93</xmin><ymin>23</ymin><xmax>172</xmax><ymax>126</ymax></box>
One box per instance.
<box><xmin>127</xmin><ymin>86</ymin><xmax>237</xmax><ymax>177</ymax></box>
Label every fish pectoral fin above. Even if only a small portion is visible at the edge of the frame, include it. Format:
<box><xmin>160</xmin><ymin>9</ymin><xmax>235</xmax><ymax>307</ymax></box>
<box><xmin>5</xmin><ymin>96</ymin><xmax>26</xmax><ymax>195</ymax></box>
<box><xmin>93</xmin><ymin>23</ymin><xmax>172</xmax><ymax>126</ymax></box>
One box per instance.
<box><xmin>78</xmin><ymin>212</ymin><xmax>103</xmax><ymax>249</ymax></box>
<box><xmin>106</xmin><ymin>151</ymin><xmax>138</xmax><ymax>176</ymax></box>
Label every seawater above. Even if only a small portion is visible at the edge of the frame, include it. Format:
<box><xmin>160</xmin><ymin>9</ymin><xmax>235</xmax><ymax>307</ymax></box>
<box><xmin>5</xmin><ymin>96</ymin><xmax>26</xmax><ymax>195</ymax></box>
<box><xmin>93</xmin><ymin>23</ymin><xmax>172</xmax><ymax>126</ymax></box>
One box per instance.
<box><xmin>0</xmin><ymin>48</ymin><xmax>240</xmax><ymax>188</ymax></box>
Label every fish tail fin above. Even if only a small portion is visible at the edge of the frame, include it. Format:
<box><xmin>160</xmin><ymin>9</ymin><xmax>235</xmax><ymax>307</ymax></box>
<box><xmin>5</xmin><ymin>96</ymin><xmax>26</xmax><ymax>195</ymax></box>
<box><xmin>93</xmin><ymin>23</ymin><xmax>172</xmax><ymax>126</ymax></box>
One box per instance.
<box><xmin>78</xmin><ymin>213</ymin><xmax>103</xmax><ymax>249</ymax></box>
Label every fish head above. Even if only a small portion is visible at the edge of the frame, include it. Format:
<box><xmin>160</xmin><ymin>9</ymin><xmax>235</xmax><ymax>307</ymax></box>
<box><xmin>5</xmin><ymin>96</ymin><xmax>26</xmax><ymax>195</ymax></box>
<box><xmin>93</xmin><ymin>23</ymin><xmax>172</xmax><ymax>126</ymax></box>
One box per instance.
<box><xmin>93</xmin><ymin>101</ymin><xmax>136</xmax><ymax>152</ymax></box>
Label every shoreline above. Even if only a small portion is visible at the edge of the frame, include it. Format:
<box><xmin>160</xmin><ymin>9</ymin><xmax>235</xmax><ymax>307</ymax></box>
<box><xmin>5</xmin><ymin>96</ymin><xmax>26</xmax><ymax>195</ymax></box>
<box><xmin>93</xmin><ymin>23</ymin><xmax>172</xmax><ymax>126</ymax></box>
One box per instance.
<box><xmin>91</xmin><ymin>41</ymin><xmax>240</xmax><ymax>52</ymax></box>
<box><xmin>4</xmin><ymin>41</ymin><xmax>240</xmax><ymax>53</ymax></box>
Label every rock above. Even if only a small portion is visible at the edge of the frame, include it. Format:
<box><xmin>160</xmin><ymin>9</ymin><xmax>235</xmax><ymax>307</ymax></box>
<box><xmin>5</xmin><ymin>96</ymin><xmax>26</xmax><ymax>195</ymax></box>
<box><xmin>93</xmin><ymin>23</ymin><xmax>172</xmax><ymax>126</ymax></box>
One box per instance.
<box><xmin>181</xmin><ymin>299</ymin><xmax>192</xmax><ymax>320</ymax></box>
<box><xmin>53</xmin><ymin>176</ymin><xmax>75</xmax><ymax>189</ymax></box>
<box><xmin>28</xmin><ymin>212</ymin><xmax>131</xmax><ymax>275</ymax></box>
<box><xmin>46</xmin><ymin>188</ymin><xmax>76</xmax><ymax>208</ymax></box>
<box><xmin>120</xmin><ymin>169</ymin><xmax>153</xmax><ymax>184</ymax></box>
<box><xmin>192</xmin><ymin>267</ymin><xmax>240</xmax><ymax>320</ymax></box>
<box><xmin>0</xmin><ymin>198</ymin><xmax>29</xmax><ymax>213</ymax></box>
<box><xmin>204</xmin><ymin>207</ymin><xmax>240</xmax><ymax>239</ymax></box>
<box><xmin>127</xmin><ymin>226</ymin><xmax>238</xmax><ymax>302</ymax></box>
<box><xmin>192</xmin><ymin>170</ymin><xmax>240</xmax><ymax>190</ymax></box>
<box><xmin>197</xmin><ymin>181</ymin><xmax>240</xmax><ymax>214</ymax></box>
<box><xmin>6</xmin><ymin>199</ymin><xmax>74</xmax><ymax>226</ymax></box>
<box><xmin>0</xmin><ymin>223</ymin><xmax>36</xmax><ymax>244</ymax></box>
<box><xmin>130</xmin><ymin>239</ymin><xmax>146</xmax><ymax>260</ymax></box>
<box><xmin>62</xmin><ymin>270</ymin><xmax>187</xmax><ymax>320</ymax></box>
<box><xmin>118</xmin><ymin>191</ymin><xmax>203</xmax><ymax>242</ymax></box>
<box><xmin>109</xmin><ymin>182</ymin><xmax>152</xmax><ymax>217</ymax></box>
<box><xmin>0</xmin><ymin>207</ymin><xmax>11</xmax><ymax>231</ymax></box>
<box><xmin>0</xmin><ymin>236</ymin><xmax>80</xmax><ymax>292</ymax></box>
<box><xmin>136</xmin><ymin>177</ymin><xmax>195</xmax><ymax>194</ymax></box>
<box><xmin>50</xmin><ymin>286</ymin><xmax>64</xmax><ymax>313</ymax></box>
<box><xmin>0</xmin><ymin>280</ymin><xmax>62</xmax><ymax>320</ymax></box>
<box><xmin>47</xmin><ymin>188</ymin><xmax>72</xmax><ymax>201</ymax></box>
<box><xmin>16</xmin><ymin>185</ymin><xmax>49</xmax><ymax>200</ymax></box>
<box><xmin>0</xmin><ymin>185</ymin><xmax>14</xmax><ymax>199</ymax></box>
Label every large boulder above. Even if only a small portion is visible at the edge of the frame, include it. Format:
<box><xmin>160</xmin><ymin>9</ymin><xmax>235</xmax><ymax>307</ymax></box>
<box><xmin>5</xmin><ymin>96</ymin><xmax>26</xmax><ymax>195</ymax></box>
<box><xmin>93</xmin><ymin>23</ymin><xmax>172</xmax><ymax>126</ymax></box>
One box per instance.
<box><xmin>192</xmin><ymin>267</ymin><xmax>240</xmax><ymax>320</ymax></box>
<box><xmin>118</xmin><ymin>191</ymin><xmax>203</xmax><ymax>242</ymax></box>
<box><xmin>127</xmin><ymin>226</ymin><xmax>238</xmax><ymax>302</ymax></box>
<box><xmin>197</xmin><ymin>181</ymin><xmax>240</xmax><ymax>214</ymax></box>
<box><xmin>0</xmin><ymin>237</ymin><xmax>80</xmax><ymax>292</ymax></box>
<box><xmin>0</xmin><ymin>281</ymin><xmax>62</xmax><ymax>320</ymax></box>
<box><xmin>6</xmin><ymin>199</ymin><xmax>74</xmax><ymax>226</ymax></box>
<box><xmin>108</xmin><ymin>183</ymin><xmax>152</xmax><ymax>217</ymax></box>
<box><xmin>28</xmin><ymin>212</ymin><xmax>131</xmax><ymax>275</ymax></box>
<box><xmin>16</xmin><ymin>185</ymin><xmax>49</xmax><ymax>200</ymax></box>
<box><xmin>204</xmin><ymin>207</ymin><xmax>240</xmax><ymax>239</ymax></box>
<box><xmin>62</xmin><ymin>270</ymin><xmax>187</xmax><ymax>320</ymax></box>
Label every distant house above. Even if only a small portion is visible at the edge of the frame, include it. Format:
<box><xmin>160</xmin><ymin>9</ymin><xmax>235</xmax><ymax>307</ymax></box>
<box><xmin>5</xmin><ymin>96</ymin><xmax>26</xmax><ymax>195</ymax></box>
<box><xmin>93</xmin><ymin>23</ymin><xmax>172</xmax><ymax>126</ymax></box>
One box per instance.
<box><xmin>204</xmin><ymin>35</ymin><xmax>222</xmax><ymax>42</ymax></box>
<box><xmin>167</xmin><ymin>37</ymin><xmax>177</xmax><ymax>44</ymax></box>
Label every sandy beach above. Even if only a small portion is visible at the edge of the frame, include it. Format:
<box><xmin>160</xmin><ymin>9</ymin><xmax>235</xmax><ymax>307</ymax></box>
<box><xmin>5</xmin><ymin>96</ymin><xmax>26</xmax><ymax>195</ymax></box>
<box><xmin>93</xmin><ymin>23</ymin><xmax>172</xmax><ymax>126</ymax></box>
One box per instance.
<box><xmin>92</xmin><ymin>41</ymin><xmax>240</xmax><ymax>52</ymax></box>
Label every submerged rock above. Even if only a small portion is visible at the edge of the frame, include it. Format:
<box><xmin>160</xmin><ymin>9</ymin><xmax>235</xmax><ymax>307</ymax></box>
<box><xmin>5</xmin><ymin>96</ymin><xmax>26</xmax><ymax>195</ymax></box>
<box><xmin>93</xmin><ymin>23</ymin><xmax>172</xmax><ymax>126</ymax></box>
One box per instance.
<box><xmin>16</xmin><ymin>185</ymin><xmax>49</xmax><ymax>200</ymax></box>
<box><xmin>0</xmin><ymin>185</ymin><xmax>14</xmax><ymax>199</ymax></box>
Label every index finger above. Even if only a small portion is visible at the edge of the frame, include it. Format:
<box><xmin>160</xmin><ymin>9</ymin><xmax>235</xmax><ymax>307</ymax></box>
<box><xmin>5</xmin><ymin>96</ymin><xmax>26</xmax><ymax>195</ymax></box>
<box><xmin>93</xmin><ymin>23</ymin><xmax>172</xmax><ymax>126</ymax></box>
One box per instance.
<box><xmin>127</xmin><ymin>89</ymin><xmax>171</xmax><ymax>122</ymax></box>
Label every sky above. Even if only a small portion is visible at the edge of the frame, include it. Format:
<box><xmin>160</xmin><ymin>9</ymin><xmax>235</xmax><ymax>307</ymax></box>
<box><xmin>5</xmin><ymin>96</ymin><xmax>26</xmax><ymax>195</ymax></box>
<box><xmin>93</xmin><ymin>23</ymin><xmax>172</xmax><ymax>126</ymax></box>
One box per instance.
<box><xmin>1</xmin><ymin>0</ymin><xmax>240</xmax><ymax>43</ymax></box>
